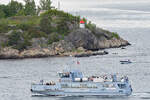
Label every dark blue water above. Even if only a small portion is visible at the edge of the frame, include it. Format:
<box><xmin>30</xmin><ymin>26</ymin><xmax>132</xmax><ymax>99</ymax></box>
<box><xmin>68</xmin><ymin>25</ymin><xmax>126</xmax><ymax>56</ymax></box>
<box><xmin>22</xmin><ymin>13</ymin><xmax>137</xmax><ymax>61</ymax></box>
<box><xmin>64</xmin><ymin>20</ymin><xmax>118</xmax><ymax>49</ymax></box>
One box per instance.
<box><xmin>0</xmin><ymin>0</ymin><xmax>150</xmax><ymax>100</ymax></box>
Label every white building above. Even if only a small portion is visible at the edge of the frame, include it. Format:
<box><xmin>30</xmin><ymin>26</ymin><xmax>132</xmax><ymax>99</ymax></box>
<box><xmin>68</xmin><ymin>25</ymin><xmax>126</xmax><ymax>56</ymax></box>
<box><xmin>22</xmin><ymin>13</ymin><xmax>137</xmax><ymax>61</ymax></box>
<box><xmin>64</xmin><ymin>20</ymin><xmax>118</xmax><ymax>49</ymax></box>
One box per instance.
<box><xmin>38</xmin><ymin>10</ymin><xmax>47</xmax><ymax>16</ymax></box>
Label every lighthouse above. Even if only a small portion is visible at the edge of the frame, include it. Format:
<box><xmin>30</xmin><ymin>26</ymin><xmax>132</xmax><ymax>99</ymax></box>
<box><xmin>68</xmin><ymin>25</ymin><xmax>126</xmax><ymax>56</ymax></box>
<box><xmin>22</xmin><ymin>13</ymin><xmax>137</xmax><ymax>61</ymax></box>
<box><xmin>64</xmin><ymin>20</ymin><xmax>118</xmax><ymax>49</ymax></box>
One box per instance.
<box><xmin>79</xmin><ymin>20</ymin><xmax>85</xmax><ymax>28</ymax></box>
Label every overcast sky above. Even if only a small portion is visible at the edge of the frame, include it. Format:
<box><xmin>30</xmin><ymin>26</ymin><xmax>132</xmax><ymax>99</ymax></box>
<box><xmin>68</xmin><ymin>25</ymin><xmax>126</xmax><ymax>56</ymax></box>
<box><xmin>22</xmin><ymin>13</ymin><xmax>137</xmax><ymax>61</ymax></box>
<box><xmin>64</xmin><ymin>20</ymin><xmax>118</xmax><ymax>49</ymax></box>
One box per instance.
<box><xmin>0</xmin><ymin>0</ymin><xmax>96</xmax><ymax>11</ymax></box>
<box><xmin>1</xmin><ymin>0</ymin><xmax>150</xmax><ymax>11</ymax></box>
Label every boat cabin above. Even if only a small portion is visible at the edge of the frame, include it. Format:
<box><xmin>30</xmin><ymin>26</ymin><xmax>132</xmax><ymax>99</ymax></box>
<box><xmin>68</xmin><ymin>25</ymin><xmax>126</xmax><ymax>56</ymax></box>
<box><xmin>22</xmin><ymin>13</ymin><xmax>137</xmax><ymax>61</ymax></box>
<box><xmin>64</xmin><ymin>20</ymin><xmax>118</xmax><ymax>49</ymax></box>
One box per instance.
<box><xmin>58</xmin><ymin>70</ymin><xmax>83</xmax><ymax>82</ymax></box>
<box><xmin>58</xmin><ymin>69</ymin><xmax>129</xmax><ymax>84</ymax></box>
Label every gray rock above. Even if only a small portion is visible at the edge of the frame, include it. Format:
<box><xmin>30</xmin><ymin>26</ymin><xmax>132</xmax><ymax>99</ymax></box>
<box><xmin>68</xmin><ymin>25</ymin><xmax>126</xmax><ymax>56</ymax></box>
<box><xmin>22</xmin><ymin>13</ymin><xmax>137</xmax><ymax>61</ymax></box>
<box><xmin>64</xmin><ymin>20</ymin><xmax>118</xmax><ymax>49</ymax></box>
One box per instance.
<box><xmin>66</xmin><ymin>21</ymin><xmax>78</xmax><ymax>31</ymax></box>
<box><xmin>31</xmin><ymin>37</ymin><xmax>48</xmax><ymax>48</ymax></box>
<box><xmin>65</xmin><ymin>28</ymin><xmax>99</xmax><ymax>50</ymax></box>
<box><xmin>65</xmin><ymin>28</ymin><xmax>129</xmax><ymax>50</ymax></box>
<box><xmin>49</xmin><ymin>40</ymin><xmax>75</xmax><ymax>53</ymax></box>
<box><xmin>74</xmin><ymin>50</ymin><xmax>108</xmax><ymax>57</ymax></box>
<box><xmin>8</xmin><ymin>25</ymin><xmax>17</xmax><ymax>29</ymax></box>
<box><xmin>5</xmin><ymin>29</ymin><xmax>23</xmax><ymax>36</ymax></box>
<box><xmin>5</xmin><ymin>30</ymin><xmax>13</xmax><ymax>36</ymax></box>
<box><xmin>0</xmin><ymin>47</ymin><xmax>20</xmax><ymax>59</ymax></box>
<box><xmin>93</xmin><ymin>28</ymin><xmax>113</xmax><ymax>39</ymax></box>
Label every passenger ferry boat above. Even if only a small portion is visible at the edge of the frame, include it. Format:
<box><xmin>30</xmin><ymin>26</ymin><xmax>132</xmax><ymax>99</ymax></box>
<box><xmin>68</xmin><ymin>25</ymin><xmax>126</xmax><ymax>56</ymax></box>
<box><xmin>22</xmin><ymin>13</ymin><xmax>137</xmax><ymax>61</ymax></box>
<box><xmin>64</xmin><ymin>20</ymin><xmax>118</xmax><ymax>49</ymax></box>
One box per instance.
<box><xmin>31</xmin><ymin>69</ymin><xmax>132</xmax><ymax>96</ymax></box>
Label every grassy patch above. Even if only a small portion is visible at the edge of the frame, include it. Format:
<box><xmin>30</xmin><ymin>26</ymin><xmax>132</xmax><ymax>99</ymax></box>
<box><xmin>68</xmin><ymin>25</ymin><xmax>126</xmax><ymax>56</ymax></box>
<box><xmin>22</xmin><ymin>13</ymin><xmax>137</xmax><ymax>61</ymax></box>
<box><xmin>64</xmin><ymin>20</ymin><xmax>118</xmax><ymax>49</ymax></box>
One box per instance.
<box><xmin>0</xmin><ymin>18</ymin><xmax>9</xmax><ymax>33</ymax></box>
<box><xmin>112</xmin><ymin>32</ymin><xmax>119</xmax><ymax>39</ymax></box>
<box><xmin>7</xmin><ymin>16</ymin><xmax>41</xmax><ymax>25</ymax></box>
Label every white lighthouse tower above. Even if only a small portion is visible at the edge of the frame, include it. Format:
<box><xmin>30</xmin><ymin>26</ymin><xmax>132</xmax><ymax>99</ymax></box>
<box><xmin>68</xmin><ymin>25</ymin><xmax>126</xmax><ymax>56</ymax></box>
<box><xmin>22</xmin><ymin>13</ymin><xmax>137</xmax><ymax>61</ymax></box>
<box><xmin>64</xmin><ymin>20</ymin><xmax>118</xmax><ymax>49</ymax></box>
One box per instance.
<box><xmin>79</xmin><ymin>20</ymin><xmax>85</xmax><ymax>28</ymax></box>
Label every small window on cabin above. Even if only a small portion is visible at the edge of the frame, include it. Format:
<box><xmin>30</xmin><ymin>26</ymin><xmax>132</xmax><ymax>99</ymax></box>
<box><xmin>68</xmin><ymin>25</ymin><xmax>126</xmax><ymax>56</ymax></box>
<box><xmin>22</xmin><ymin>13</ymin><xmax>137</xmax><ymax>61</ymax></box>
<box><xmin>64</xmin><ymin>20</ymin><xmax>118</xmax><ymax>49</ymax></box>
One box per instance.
<box><xmin>59</xmin><ymin>73</ymin><xmax>70</xmax><ymax>78</ymax></box>
<box><xmin>103</xmin><ymin>84</ymin><xmax>109</xmax><ymax>88</ymax></box>
<box><xmin>61</xmin><ymin>84</ymin><xmax>69</xmax><ymax>88</ymax></box>
<box><xmin>118</xmin><ymin>84</ymin><xmax>126</xmax><ymax>89</ymax></box>
<box><xmin>80</xmin><ymin>84</ymin><xmax>87</xmax><ymax>88</ymax></box>
<box><xmin>103</xmin><ymin>84</ymin><xmax>115</xmax><ymax>88</ymax></box>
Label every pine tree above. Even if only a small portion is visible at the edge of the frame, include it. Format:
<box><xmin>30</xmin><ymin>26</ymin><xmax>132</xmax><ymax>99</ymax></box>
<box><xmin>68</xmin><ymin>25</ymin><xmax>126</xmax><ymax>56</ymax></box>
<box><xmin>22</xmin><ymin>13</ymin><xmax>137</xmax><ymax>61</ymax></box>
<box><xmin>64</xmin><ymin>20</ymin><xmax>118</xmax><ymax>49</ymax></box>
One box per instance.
<box><xmin>24</xmin><ymin>0</ymin><xmax>36</xmax><ymax>16</ymax></box>
<box><xmin>0</xmin><ymin>9</ymin><xmax>5</xmax><ymax>18</ymax></box>
<box><xmin>8</xmin><ymin>0</ymin><xmax>23</xmax><ymax>16</ymax></box>
<box><xmin>39</xmin><ymin>0</ymin><xmax>53</xmax><ymax>10</ymax></box>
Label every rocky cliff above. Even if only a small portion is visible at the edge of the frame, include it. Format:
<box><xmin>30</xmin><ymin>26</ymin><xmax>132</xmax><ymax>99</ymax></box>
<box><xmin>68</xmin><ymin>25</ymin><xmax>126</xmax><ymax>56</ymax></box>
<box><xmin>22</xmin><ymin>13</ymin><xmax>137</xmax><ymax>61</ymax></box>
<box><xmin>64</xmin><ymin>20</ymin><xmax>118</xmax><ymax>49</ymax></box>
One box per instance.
<box><xmin>65</xmin><ymin>28</ymin><xmax>129</xmax><ymax>50</ymax></box>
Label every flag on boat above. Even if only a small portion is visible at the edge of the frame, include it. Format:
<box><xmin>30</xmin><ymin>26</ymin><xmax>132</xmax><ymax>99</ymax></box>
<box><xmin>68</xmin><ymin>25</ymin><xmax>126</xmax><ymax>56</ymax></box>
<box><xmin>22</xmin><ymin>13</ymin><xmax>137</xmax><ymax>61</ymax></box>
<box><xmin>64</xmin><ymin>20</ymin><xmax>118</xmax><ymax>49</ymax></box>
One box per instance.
<box><xmin>77</xmin><ymin>61</ymin><xmax>80</xmax><ymax>64</ymax></box>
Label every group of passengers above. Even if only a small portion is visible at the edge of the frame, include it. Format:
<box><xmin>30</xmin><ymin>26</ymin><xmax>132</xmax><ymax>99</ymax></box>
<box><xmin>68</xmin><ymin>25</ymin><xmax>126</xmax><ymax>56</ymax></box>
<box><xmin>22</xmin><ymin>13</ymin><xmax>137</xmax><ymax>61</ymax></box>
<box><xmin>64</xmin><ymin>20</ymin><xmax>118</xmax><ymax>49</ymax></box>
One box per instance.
<box><xmin>88</xmin><ymin>74</ymin><xmax>129</xmax><ymax>82</ymax></box>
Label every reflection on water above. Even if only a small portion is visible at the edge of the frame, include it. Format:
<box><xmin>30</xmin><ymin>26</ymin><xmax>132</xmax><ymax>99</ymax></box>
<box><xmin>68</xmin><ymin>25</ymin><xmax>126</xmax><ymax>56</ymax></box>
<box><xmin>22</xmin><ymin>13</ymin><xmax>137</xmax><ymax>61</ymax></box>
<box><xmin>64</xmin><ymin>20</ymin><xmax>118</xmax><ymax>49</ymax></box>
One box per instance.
<box><xmin>32</xmin><ymin>95</ymin><xmax>132</xmax><ymax>100</ymax></box>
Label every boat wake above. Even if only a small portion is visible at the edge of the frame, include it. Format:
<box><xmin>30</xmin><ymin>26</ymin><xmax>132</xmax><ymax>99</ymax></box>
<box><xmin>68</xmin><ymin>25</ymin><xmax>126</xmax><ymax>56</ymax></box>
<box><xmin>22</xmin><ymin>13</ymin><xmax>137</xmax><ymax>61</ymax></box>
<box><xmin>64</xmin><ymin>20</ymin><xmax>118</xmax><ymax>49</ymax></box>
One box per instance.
<box><xmin>132</xmin><ymin>92</ymin><xmax>150</xmax><ymax>99</ymax></box>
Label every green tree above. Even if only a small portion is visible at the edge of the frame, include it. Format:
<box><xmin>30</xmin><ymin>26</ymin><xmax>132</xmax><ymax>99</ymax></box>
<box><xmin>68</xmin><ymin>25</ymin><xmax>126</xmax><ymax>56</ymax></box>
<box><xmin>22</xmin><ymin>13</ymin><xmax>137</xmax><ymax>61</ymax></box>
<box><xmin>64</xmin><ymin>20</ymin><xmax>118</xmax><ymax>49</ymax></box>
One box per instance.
<box><xmin>57</xmin><ymin>19</ymin><xmax>69</xmax><ymax>35</ymax></box>
<box><xmin>0</xmin><ymin>1</ymin><xmax>24</xmax><ymax>17</ymax></box>
<box><xmin>8</xmin><ymin>30</ymin><xmax>21</xmax><ymax>46</ymax></box>
<box><xmin>48</xmin><ymin>32</ymin><xmax>59</xmax><ymax>44</ymax></box>
<box><xmin>0</xmin><ymin>9</ymin><xmax>5</xmax><ymax>18</ymax></box>
<box><xmin>40</xmin><ymin>15</ymin><xmax>52</xmax><ymax>34</ymax></box>
<box><xmin>7</xmin><ymin>0</ymin><xmax>23</xmax><ymax>16</ymax></box>
<box><xmin>16</xmin><ymin>9</ymin><xmax>25</xmax><ymax>16</ymax></box>
<box><xmin>24</xmin><ymin>0</ymin><xmax>36</xmax><ymax>15</ymax></box>
<box><xmin>8</xmin><ymin>30</ymin><xmax>31</xmax><ymax>50</ymax></box>
<box><xmin>38</xmin><ymin>0</ymin><xmax>52</xmax><ymax>10</ymax></box>
<box><xmin>0</xmin><ymin>4</ymin><xmax>8</xmax><ymax>17</ymax></box>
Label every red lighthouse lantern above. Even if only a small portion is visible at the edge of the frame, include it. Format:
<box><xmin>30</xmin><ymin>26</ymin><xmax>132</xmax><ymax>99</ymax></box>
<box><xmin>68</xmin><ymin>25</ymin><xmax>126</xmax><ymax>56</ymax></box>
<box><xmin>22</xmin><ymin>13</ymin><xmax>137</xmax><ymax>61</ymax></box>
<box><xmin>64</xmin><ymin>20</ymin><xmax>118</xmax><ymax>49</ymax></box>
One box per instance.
<box><xmin>80</xmin><ymin>20</ymin><xmax>85</xmax><ymax>28</ymax></box>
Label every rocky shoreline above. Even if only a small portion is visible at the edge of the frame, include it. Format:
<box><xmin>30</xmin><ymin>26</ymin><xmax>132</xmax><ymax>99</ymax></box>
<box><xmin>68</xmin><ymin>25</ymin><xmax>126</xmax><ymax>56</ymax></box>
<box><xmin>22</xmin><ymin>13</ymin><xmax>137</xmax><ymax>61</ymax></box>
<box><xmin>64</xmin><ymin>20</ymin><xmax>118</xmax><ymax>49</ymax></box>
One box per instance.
<box><xmin>0</xmin><ymin>37</ymin><xmax>129</xmax><ymax>59</ymax></box>
<box><xmin>0</xmin><ymin>47</ymin><xmax>108</xmax><ymax>59</ymax></box>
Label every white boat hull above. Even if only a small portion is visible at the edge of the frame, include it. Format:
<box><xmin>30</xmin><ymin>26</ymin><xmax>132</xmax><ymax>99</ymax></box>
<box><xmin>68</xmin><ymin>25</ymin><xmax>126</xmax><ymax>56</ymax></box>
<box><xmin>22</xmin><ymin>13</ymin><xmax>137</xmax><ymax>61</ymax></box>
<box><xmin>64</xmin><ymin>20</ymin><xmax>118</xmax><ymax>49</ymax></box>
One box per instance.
<box><xmin>32</xmin><ymin>91</ymin><xmax>131</xmax><ymax>97</ymax></box>
<box><xmin>31</xmin><ymin>84</ymin><xmax>132</xmax><ymax>96</ymax></box>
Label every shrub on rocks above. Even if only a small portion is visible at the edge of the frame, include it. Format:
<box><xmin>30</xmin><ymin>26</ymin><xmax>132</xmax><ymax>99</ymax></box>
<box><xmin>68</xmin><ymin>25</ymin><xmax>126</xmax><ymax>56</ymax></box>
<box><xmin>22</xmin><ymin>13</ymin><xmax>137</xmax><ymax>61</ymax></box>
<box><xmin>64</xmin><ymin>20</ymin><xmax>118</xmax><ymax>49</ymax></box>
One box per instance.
<box><xmin>40</xmin><ymin>15</ymin><xmax>52</xmax><ymax>34</ymax></box>
<box><xmin>112</xmin><ymin>32</ymin><xmax>120</xmax><ymax>39</ymax></box>
<box><xmin>28</xmin><ymin>29</ymin><xmax>48</xmax><ymax>38</ymax></box>
<box><xmin>48</xmin><ymin>32</ymin><xmax>59</xmax><ymax>44</ymax></box>
<box><xmin>8</xmin><ymin>30</ymin><xmax>31</xmax><ymax>50</ymax></box>
<box><xmin>16</xmin><ymin>22</ymin><xmax>32</xmax><ymax>31</ymax></box>
<box><xmin>0</xmin><ymin>19</ymin><xmax>9</xmax><ymax>33</ymax></box>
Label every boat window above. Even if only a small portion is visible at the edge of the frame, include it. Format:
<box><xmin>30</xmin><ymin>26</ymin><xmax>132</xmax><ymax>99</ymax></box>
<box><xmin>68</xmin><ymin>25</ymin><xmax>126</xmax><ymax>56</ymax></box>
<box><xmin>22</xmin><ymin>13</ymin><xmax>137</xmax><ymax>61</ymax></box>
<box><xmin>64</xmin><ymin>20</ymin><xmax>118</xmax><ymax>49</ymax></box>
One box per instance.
<box><xmin>71</xmin><ymin>83</ymin><xmax>97</xmax><ymax>88</ymax></box>
<box><xmin>71</xmin><ymin>84</ymin><xmax>78</xmax><ymax>88</ymax></box>
<box><xmin>103</xmin><ymin>84</ymin><xmax>115</xmax><ymax>88</ymax></box>
<box><xmin>61</xmin><ymin>84</ymin><xmax>69</xmax><ymax>88</ymax></box>
<box><xmin>59</xmin><ymin>73</ymin><xmax>70</xmax><ymax>78</ymax></box>
<box><xmin>78</xmin><ymin>72</ymin><xmax>82</xmax><ymax>75</ymax></box>
<box><xmin>118</xmin><ymin>84</ymin><xmax>126</xmax><ymax>89</ymax></box>
<box><xmin>80</xmin><ymin>84</ymin><xmax>87</xmax><ymax>88</ymax></box>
